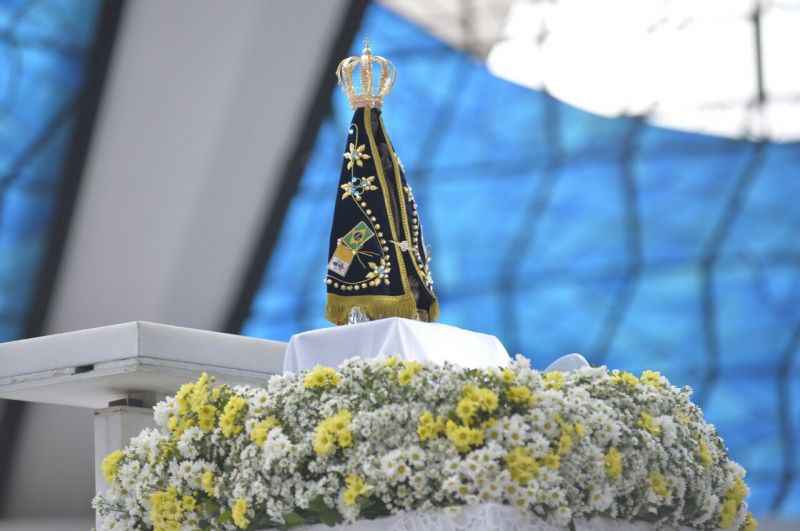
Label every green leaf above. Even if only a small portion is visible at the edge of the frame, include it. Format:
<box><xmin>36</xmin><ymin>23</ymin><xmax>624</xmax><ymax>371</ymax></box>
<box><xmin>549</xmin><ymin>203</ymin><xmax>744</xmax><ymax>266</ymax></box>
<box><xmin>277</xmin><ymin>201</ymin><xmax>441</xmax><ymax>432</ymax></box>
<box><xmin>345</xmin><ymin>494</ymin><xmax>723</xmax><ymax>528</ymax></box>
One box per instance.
<box><xmin>306</xmin><ymin>496</ymin><xmax>341</xmax><ymax>527</ymax></box>
<box><xmin>282</xmin><ymin>512</ymin><xmax>306</xmax><ymax>527</ymax></box>
<box><xmin>360</xmin><ymin>497</ymin><xmax>390</xmax><ymax>520</ymax></box>
<box><xmin>318</xmin><ymin>508</ymin><xmax>340</xmax><ymax>526</ymax></box>
<box><xmin>308</xmin><ymin>495</ymin><xmax>329</xmax><ymax>513</ymax></box>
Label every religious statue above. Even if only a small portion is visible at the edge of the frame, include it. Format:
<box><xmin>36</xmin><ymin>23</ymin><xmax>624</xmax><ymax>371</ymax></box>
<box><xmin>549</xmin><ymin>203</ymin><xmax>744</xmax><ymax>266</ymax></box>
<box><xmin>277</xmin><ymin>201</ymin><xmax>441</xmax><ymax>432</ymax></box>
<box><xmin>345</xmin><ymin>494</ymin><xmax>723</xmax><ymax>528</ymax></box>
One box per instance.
<box><xmin>325</xmin><ymin>41</ymin><xmax>439</xmax><ymax>325</ymax></box>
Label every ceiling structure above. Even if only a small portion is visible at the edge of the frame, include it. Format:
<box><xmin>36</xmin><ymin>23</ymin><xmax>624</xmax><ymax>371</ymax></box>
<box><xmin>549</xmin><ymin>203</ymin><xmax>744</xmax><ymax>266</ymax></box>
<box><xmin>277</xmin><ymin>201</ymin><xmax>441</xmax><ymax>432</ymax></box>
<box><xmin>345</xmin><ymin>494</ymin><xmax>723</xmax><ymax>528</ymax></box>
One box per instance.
<box><xmin>0</xmin><ymin>0</ymin><xmax>350</xmax><ymax>520</ymax></box>
<box><xmin>384</xmin><ymin>0</ymin><xmax>800</xmax><ymax>141</ymax></box>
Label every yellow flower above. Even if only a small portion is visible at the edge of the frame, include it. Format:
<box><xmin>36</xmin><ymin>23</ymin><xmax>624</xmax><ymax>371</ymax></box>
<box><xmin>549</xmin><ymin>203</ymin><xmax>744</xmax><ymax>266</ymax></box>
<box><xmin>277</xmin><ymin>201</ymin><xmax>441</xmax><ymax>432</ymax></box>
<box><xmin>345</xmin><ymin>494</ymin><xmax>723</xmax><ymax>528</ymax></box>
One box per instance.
<box><xmin>501</xmin><ymin>368</ymin><xmax>516</xmax><ymax>384</ymax></box>
<box><xmin>330</xmin><ymin>410</ymin><xmax>352</xmax><ymax>432</ymax></box>
<box><xmin>604</xmin><ymin>447</ymin><xmax>622</xmax><ymax>479</ymax></box>
<box><xmin>611</xmin><ymin>370</ymin><xmax>638</xmax><ymax>387</ymax></box>
<box><xmin>219</xmin><ymin>395</ymin><xmax>247</xmax><ymax>437</ymax></box>
<box><xmin>446</xmin><ymin>421</ymin><xmax>472</xmax><ymax>452</ymax></box>
<box><xmin>417</xmin><ymin>411</ymin><xmax>435</xmax><ymax>440</ymax></box>
<box><xmin>505</xmin><ymin>447</ymin><xmax>539</xmax><ymax>484</ymax></box>
<box><xmin>558</xmin><ymin>432</ymin><xmax>573</xmax><ymax>456</ymax></box>
<box><xmin>638</xmin><ymin>412</ymin><xmax>661</xmax><ymax>436</ymax></box>
<box><xmin>462</xmin><ymin>384</ymin><xmax>480</xmax><ymax>401</ymax></box>
<box><xmin>719</xmin><ymin>498</ymin><xmax>738</xmax><ymax>528</ymax></box>
<box><xmin>150</xmin><ymin>486</ymin><xmax>183</xmax><ymax>531</ymax></box>
<box><xmin>729</xmin><ymin>477</ymin><xmax>748</xmax><ymax>503</ymax></box>
<box><xmin>507</xmin><ymin>385</ymin><xmax>535</xmax><ymax>406</ymax></box>
<box><xmin>189</xmin><ymin>372</ymin><xmax>211</xmax><ymax>414</ymax></box>
<box><xmin>742</xmin><ymin>512</ymin><xmax>758</xmax><ymax>531</ymax></box>
<box><xmin>417</xmin><ymin>424</ymin><xmax>433</xmax><ymax>441</ymax></box>
<box><xmin>717</xmin><ymin>476</ymin><xmax>748</xmax><ymax>527</ymax></box>
<box><xmin>338</xmin><ymin>429</ymin><xmax>353</xmax><ymax>448</ymax></box>
<box><xmin>478</xmin><ymin>388</ymin><xmax>500</xmax><ymax>413</ymax></box>
<box><xmin>251</xmin><ymin>416</ymin><xmax>280</xmax><ymax>446</ymax></box>
<box><xmin>167</xmin><ymin>413</ymin><xmax>195</xmax><ymax>438</ymax></box>
<box><xmin>456</xmin><ymin>384</ymin><xmax>498</xmax><ymax>419</ymax></box>
<box><xmin>640</xmin><ymin>369</ymin><xmax>664</xmax><ymax>388</ymax></box>
<box><xmin>201</xmin><ymin>470</ymin><xmax>215</xmax><ymax>497</ymax></box>
<box><xmin>313</xmin><ymin>410</ymin><xmax>353</xmax><ymax>456</ymax></box>
<box><xmin>697</xmin><ymin>438</ymin><xmax>713</xmax><ymax>466</ymax></box>
<box><xmin>181</xmin><ymin>495</ymin><xmax>196</xmax><ymax>512</ymax></box>
<box><xmin>469</xmin><ymin>427</ymin><xmax>484</xmax><ymax>445</ymax></box>
<box><xmin>101</xmin><ymin>450</ymin><xmax>124</xmax><ymax>483</ymax></box>
<box><xmin>342</xmin><ymin>474</ymin><xmax>370</xmax><ymax>506</ymax></box>
<box><xmin>476</xmin><ymin>388</ymin><xmax>499</xmax><ymax>412</ymax></box>
<box><xmin>313</xmin><ymin>427</ymin><xmax>336</xmax><ymax>456</ymax></box>
<box><xmin>404</xmin><ymin>360</ymin><xmax>422</xmax><ymax>373</ymax></box>
<box><xmin>232</xmin><ymin>498</ymin><xmax>250</xmax><ymax>529</ymax></box>
<box><xmin>342</xmin><ymin>490</ymin><xmax>357</xmax><ymax>507</ymax></box>
<box><xmin>543</xmin><ymin>371</ymin><xmax>565</xmax><ymax>390</ymax></box>
<box><xmin>456</xmin><ymin>398</ymin><xmax>478</xmax><ymax>424</ymax></box>
<box><xmin>541</xmin><ymin>452</ymin><xmax>560</xmax><ymax>470</ymax></box>
<box><xmin>649</xmin><ymin>471</ymin><xmax>669</xmax><ymax>497</ymax></box>
<box><xmin>219</xmin><ymin>417</ymin><xmax>234</xmax><ymax>437</ymax></box>
<box><xmin>417</xmin><ymin>411</ymin><xmax>446</xmax><ymax>441</ymax></box>
<box><xmin>573</xmin><ymin>422</ymin><xmax>586</xmax><ymax>438</ymax></box>
<box><xmin>305</xmin><ymin>372</ymin><xmax>325</xmax><ymax>387</ymax></box>
<box><xmin>397</xmin><ymin>361</ymin><xmax>422</xmax><ymax>385</ymax></box>
<box><xmin>175</xmin><ymin>382</ymin><xmax>194</xmax><ymax>415</ymax></box>
<box><xmin>211</xmin><ymin>387</ymin><xmax>222</xmax><ymax>401</ymax></box>
<box><xmin>445</xmin><ymin>420</ymin><xmax>483</xmax><ymax>453</ymax></box>
<box><xmin>197</xmin><ymin>404</ymin><xmax>217</xmax><ymax>433</ymax></box>
<box><xmin>397</xmin><ymin>369</ymin><xmax>413</xmax><ymax>385</ymax></box>
<box><xmin>156</xmin><ymin>440</ymin><xmax>176</xmax><ymax>464</ymax></box>
<box><xmin>384</xmin><ymin>356</ymin><xmax>398</xmax><ymax>367</ymax></box>
<box><xmin>303</xmin><ymin>365</ymin><xmax>342</xmax><ymax>389</ymax></box>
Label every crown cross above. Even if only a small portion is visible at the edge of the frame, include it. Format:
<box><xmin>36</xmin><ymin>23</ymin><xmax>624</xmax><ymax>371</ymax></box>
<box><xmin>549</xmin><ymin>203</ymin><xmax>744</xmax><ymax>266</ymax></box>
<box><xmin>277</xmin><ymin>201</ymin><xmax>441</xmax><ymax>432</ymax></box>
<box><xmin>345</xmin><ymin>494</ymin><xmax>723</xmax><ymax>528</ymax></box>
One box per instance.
<box><xmin>336</xmin><ymin>40</ymin><xmax>396</xmax><ymax>109</ymax></box>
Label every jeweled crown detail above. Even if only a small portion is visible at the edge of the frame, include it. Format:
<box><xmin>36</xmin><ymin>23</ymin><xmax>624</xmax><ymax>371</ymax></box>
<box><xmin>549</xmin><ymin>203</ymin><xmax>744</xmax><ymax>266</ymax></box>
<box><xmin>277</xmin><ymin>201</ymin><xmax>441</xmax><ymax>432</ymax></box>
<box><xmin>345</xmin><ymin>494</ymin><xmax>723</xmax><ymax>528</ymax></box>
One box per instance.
<box><xmin>336</xmin><ymin>40</ymin><xmax>396</xmax><ymax>109</ymax></box>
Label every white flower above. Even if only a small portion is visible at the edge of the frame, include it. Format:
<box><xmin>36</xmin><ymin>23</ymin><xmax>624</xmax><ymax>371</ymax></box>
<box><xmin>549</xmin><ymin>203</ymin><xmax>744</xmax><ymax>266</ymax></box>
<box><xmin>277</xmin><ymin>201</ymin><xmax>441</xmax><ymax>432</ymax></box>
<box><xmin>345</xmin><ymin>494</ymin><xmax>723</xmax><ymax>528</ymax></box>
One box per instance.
<box><xmin>153</xmin><ymin>398</ymin><xmax>177</xmax><ymax>427</ymax></box>
<box><xmin>588</xmin><ymin>486</ymin><xmax>614</xmax><ymax>512</ymax></box>
<box><xmin>177</xmin><ymin>427</ymin><xmax>202</xmax><ymax>459</ymax></box>
<box><xmin>406</xmin><ymin>446</ymin><xmax>426</xmax><ymax>468</ymax></box>
<box><xmin>442</xmin><ymin>476</ymin><xmax>460</xmax><ymax>493</ymax></box>
<box><xmin>443</xmin><ymin>459</ymin><xmax>460</xmax><ymax>476</ymax></box>
<box><xmin>263</xmin><ymin>428</ymin><xmax>291</xmax><ymax>469</ymax></box>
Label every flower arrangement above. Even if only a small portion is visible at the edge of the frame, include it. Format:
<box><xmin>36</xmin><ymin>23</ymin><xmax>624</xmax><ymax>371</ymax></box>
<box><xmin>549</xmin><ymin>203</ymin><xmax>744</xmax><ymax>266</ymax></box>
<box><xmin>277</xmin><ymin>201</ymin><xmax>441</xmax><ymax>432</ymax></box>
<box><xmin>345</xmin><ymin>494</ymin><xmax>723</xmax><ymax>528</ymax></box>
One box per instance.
<box><xmin>94</xmin><ymin>356</ymin><xmax>756</xmax><ymax>531</ymax></box>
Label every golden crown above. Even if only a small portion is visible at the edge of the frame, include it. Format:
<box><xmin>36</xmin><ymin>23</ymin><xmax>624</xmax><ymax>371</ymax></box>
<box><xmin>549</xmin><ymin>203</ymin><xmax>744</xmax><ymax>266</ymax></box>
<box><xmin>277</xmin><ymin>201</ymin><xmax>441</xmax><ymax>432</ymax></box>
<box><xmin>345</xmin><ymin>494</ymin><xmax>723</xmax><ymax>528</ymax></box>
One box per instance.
<box><xmin>336</xmin><ymin>40</ymin><xmax>396</xmax><ymax>109</ymax></box>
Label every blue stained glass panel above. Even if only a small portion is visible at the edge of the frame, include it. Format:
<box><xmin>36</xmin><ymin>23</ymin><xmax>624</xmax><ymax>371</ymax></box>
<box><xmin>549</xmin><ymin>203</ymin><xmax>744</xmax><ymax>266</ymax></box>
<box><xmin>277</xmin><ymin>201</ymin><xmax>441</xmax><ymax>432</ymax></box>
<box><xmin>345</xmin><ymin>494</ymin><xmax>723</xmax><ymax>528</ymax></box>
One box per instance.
<box><xmin>0</xmin><ymin>0</ymin><xmax>104</xmax><ymax>340</ymax></box>
<box><xmin>241</xmin><ymin>4</ymin><xmax>800</xmax><ymax>517</ymax></box>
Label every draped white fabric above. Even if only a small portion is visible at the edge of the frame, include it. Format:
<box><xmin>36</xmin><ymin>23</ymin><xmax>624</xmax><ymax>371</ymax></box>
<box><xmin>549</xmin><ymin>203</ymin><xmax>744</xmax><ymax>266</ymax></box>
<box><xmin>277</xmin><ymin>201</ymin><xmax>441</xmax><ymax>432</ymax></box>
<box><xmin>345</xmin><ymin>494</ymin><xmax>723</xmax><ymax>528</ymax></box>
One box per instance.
<box><xmin>262</xmin><ymin>503</ymin><xmax>678</xmax><ymax>531</ymax></box>
<box><xmin>283</xmin><ymin>318</ymin><xmax>511</xmax><ymax>373</ymax></box>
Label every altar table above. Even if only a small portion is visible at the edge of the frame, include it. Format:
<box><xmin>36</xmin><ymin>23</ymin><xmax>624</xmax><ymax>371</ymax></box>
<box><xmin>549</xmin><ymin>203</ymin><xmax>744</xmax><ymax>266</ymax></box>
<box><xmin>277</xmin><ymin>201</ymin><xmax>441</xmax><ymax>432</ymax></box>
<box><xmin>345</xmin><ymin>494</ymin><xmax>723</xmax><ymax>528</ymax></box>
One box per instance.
<box><xmin>0</xmin><ymin>321</ymin><xmax>286</xmax><ymax>529</ymax></box>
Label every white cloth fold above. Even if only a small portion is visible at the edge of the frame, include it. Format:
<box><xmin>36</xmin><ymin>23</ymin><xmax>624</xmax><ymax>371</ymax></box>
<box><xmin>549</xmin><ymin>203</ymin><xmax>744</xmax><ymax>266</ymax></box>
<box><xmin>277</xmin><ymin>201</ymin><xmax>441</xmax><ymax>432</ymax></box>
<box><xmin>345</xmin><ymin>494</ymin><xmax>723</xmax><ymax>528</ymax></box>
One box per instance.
<box><xmin>283</xmin><ymin>318</ymin><xmax>510</xmax><ymax>373</ymax></box>
<box><xmin>544</xmin><ymin>352</ymin><xmax>590</xmax><ymax>372</ymax></box>
<box><xmin>261</xmin><ymin>503</ymin><xmax>681</xmax><ymax>531</ymax></box>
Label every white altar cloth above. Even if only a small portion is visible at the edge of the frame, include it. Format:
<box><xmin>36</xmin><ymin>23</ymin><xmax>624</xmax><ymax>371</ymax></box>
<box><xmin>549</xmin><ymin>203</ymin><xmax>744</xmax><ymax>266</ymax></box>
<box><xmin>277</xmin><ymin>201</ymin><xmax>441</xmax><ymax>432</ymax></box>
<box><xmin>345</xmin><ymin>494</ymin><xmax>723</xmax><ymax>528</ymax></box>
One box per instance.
<box><xmin>263</xmin><ymin>503</ymin><xmax>687</xmax><ymax>531</ymax></box>
<box><xmin>283</xmin><ymin>318</ymin><xmax>510</xmax><ymax>373</ymax></box>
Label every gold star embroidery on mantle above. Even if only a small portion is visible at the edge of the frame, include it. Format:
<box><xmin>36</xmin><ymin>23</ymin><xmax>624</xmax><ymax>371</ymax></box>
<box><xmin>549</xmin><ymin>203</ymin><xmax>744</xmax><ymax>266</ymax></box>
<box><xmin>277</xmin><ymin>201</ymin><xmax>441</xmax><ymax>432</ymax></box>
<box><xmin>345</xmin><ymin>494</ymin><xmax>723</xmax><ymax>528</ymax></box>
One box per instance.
<box><xmin>340</xmin><ymin>175</ymin><xmax>378</xmax><ymax>200</ymax></box>
<box><xmin>344</xmin><ymin>142</ymin><xmax>370</xmax><ymax>170</ymax></box>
